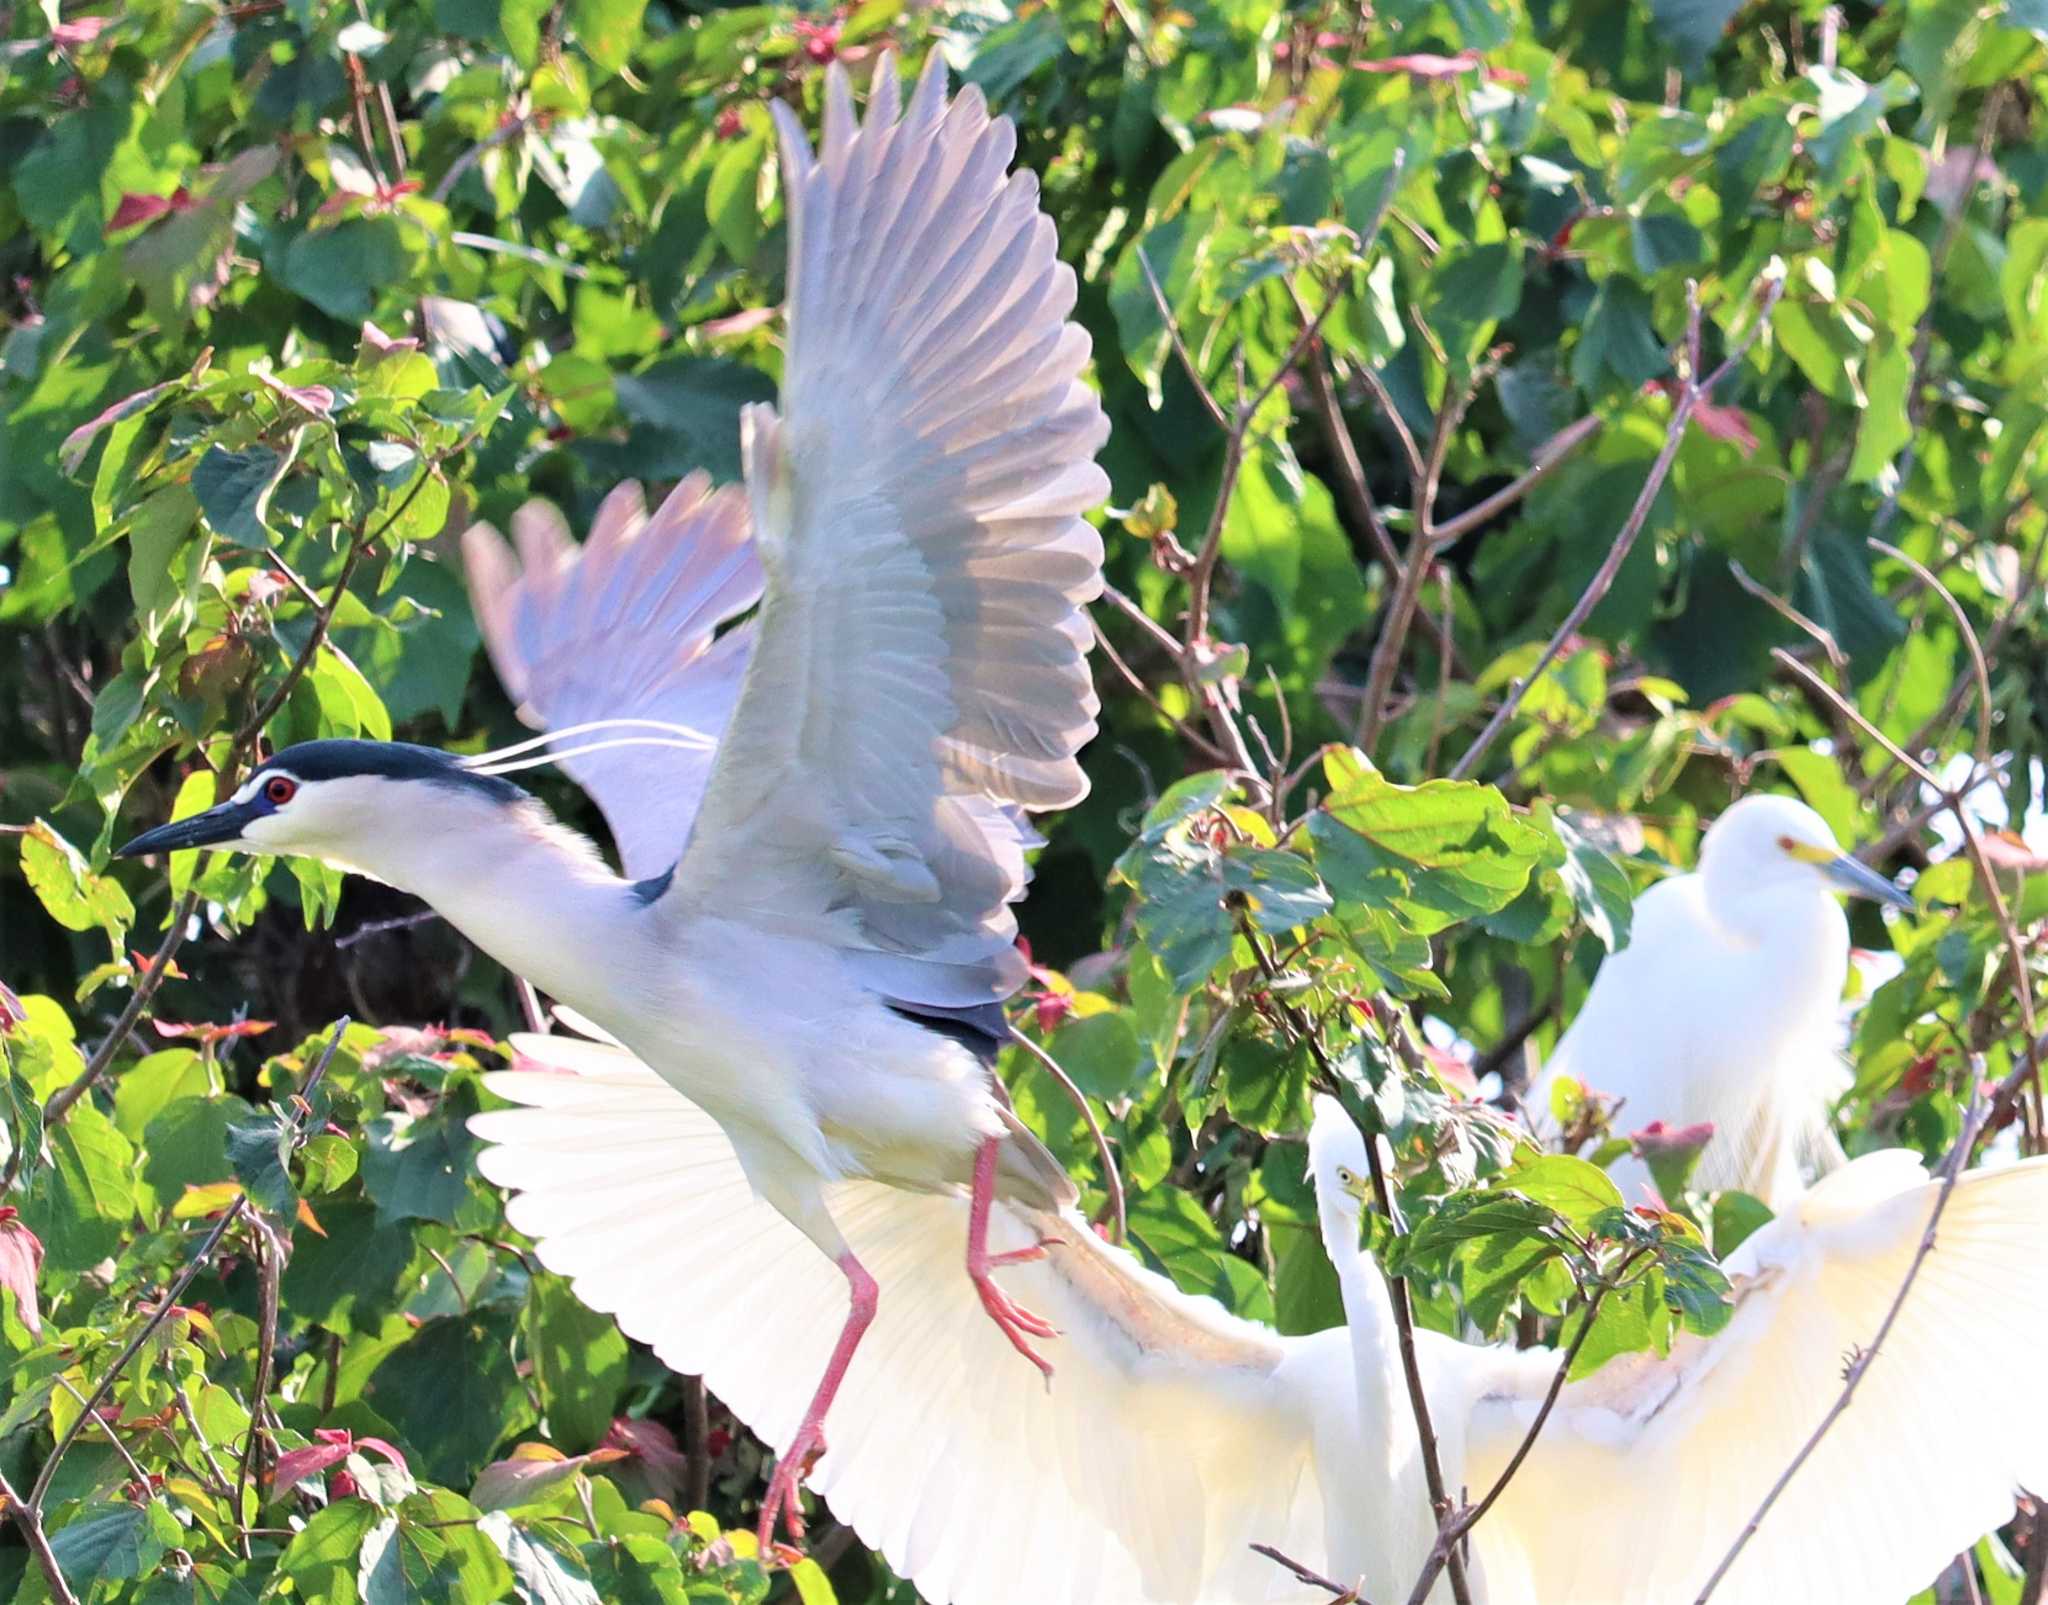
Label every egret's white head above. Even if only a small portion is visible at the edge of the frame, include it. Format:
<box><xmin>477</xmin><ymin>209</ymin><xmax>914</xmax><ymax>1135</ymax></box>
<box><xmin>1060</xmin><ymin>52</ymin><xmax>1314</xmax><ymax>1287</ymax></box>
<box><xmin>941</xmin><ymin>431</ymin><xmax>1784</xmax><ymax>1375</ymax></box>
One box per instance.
<box><xmin>117</xmin><ymin>740</ymin><xmax>530</xmax><ymax>877</ymax></box>
<box><xmin>1697</xmin><ymin>793</ymin><xmax>1911</xmax><ymax>913</ymax></box>
<box><xmin>1308</xmin><ymin>1095</ymin><xmax>1375</xmax><ymax>1224</ymax></box>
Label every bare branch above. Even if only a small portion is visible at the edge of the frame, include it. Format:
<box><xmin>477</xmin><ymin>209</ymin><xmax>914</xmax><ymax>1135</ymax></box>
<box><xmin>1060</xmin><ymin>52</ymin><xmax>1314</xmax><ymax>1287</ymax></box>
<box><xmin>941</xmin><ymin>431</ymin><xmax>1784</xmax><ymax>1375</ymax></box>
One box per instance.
<box><xmin>1253</xmin><ymin>1542</ymin><xmax>1367</xmax><ymax>1602</ymax></box>
<box><xmin>1009</xmin><ymin>1026</ymin><xmax>1128</xmax><ymax>1245</ymax></box>
<box><xmin>0</xmin><ymin>1466</ymin><xmax>81</xmax><ymax>1605</ymax></box>
<box><xmin>1451</xmin><ymin>270</ymin><xmax>1785</xmax><ymax>779</ymax></box>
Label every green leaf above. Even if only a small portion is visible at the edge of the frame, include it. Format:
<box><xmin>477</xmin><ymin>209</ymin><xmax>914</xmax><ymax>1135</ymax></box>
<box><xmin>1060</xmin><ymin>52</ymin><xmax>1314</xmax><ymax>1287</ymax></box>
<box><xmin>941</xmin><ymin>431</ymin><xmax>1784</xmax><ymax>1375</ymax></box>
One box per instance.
<box><xmin>1502</xmin><ymin>1153</ymin><xmax>1627</xmax><ymax>1231</ymax></box>
<box><xmin>367</xmin><ymin>1311</ymin><xmax>533</xmax><ymax>1485</ymax></box>
<box><xmin>21</xmin><ymin>819</ymin><xmax>134</xmax><ymax>937</ymax></box>
<box><xmin>479</xmin><ymin>1513</ymin><xmax>603</xmax><ymax>1605</ymax></box>
<box><xmin>1431</xmin><ymin>241</ymin><xmax>1524</xmax><ymax>363</ymax></box>
<box><xmin>1049</xmin><ymin>1012</ymin><xmax>1146</xmax><ymax>1100</ymax></box>
<box><xmin>280</xmin><ymin>218</ymin><xmax>412</xmax><ymax>322</ymax></box>
<box><xmin>21</xmin><ymin>1101</ymin><xmax>136</xmax><ymax>1272</ymax></box>
<box><xmin>1650</xmin><ymin>0</ymin><xmax>1745</xmax><ymax>70</ymax></box>
<box><xmin>1128</xmin><ymin>1185</ymin><xmax>1274</xmax><ymax>1322</ymax></box>
<box><xmin>299</xmin><ymin>1132</ymin><xmax>360</xmax><ymax>1193</ymax></box>
<box><xmin>226</xmin><ymin>1112</ymin><xmax>297</xmax><ymax>1214</ymax></box>
<box><xmin>1572</xmin><ymin>277</ymin><xmax>1670</xmax><ymax>389</ymax></box>
<box><xmin>362</xmin><ymin>1094</ymin><xmax>486</xmax><ymax>1226</ymax></box>
<box><xmin>525</xmin><ymin>1275</ymin><xmax>629</xmax><ymax>1452</ymax></box>
<box><xmin>48</xmin><ymin>1501</ymin><xmax>179</xmax><ymax>1587</ymax></box>
<box><xmin>1552</xmin><ymin>813</ymin><xmax>1635</xmax><ymax>951</ymax></box>
<box><xmin>1317</xmin><ymin>757</ymin><xmax>1549</xmax><ymax>929</ymax></box>
<box><xmin>275</xmin><ymin>1499</ymin><xmax>383</xmax><ymax>1605</ymax></box>
<box><xmin>569</xmin><ymin>0</ymin><xmax>648</xmax><ymax>71</ymax></box>
<box><xmin>191</xmin><ymin>445</ymin><xmax>285</xmax><ymax>546</ymax></box>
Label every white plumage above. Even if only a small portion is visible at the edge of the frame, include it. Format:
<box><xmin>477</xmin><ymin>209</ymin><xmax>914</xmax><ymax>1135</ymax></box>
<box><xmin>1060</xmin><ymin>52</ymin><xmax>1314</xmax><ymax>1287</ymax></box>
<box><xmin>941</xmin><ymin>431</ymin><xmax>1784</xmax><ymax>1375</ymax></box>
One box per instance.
<box><xmin>477</xmin><ymin>1050</ymin><xmax>2048</xmax><ymax>1605</ymax></box>
<box><xmin>1529</xmin><ymin>794</ymin><xmax>1910</xmax><ymax>1206</ymax></box>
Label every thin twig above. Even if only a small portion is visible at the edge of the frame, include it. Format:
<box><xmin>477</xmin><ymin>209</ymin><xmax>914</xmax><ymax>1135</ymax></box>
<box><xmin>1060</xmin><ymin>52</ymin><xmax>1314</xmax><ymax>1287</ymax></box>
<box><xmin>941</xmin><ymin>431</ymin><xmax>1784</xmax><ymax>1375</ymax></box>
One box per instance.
<box><xmin>1091</xmin><ymin>617</ymin><xmax>1229</xmax><ymax>762</ymax></box>
<box><xmin>1009</xmin><ymin>1026</ymin><xmax>1127</xmax><ymax>1245</ymax></box>
<box><xmin>175</xmin><ymin>1377</ymin><xmax>236</xmax><ymax>1499</ymax></box>
<box><xmin>1421</xmin><ymin>413</ymin><xmax>1604</xmax><ymax>546</ymax></box>
<box><xmin>1451</xmin><ymin>270</ymin><xmax>1786</xmax><ymax>779</ymax></box>
<box><xmin>1692</xmin><ymin>1081</ymin><xmax>1988</xmax><ymax>1602</ymax></box>
<box><xmin>684</xmin><ymin>1379</ymin><xmax>713</xmax><ymax>1512</ymax></box>
<box><xmin>53</xmin><ymin>1375</ymin><xmax>152</xmax><ymax>1487</ymax></box>
<box><xmin>1869</xmin><ymin>538</ymin><xmax>1994</xmax><ymax>775</ymax></box>
<box><xmin>431</xmin><ymin>112</ymin><xmax>528</xmax><ymax>204</ymax></box>
<box><xmin>1252</xmin><ymin>1542</ymin><xmax>1366</xmax><ymax>1602</ymax></box>
<box><xmin>0</xmin><ymin>1467</ymin><xmax>81</xmax><ymax>1605</ymax></box>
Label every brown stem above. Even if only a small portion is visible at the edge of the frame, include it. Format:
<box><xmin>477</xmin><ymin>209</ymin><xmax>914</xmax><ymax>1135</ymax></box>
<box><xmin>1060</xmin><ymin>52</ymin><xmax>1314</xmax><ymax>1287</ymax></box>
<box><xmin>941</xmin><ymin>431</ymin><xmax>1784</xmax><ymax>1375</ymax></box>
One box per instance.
<box><xmin>1451</xmin><ymin>272</ymin><xmax>1786</xmax><ymax>780</ymax></box>
<box><xmin>1008</xmin><ymin>1025</ymin><xmax>1127</xmax><ymax>1245</ymax></box>
<box><xmin>684</xmin><ymin>1377</ymin><xmax>712</xmax><ymax>1512</ymax></box>
<box><xmin>1252</xmin><ymin>1542</ymin><xmax>1367</xmax><ymax>1602</ymax></box>
<box><xmin>0</xmin><ymin>1467</ymin><xmax>81</xmax><ymax>1605</ymax></box>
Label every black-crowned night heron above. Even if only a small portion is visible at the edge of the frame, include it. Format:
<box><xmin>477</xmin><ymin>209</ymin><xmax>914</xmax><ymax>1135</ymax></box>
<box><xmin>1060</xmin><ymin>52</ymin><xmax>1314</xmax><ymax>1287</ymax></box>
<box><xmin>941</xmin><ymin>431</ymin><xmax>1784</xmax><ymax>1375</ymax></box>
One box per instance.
<box><xmin>120</xmin><ymin>50</ymin><xmax>1106</xmax><ymax>1548</ymax></box>
<box><xmin>1529</xmin><ymin>794</ymin><xmax>1912</xmax><ymax>1207</ymax></box>
<box><xmin>475</xmin><ymin>1044</ymin><xmax>2048</xmax><ymax>1605</ymax></box>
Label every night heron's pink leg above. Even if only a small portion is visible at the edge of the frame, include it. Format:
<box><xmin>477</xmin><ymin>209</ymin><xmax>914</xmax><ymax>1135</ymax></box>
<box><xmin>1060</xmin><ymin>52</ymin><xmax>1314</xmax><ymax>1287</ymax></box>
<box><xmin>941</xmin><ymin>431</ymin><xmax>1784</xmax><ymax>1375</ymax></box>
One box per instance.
<box><xmin>757</xmin><ymin>1251</ymin><xmax>877</xmax><ymax>1553</ymax></box>
<box><xmin>966</xmin><ymin>1136</ymin><xmax>1058</xmax><ymax>1379</ymax></box>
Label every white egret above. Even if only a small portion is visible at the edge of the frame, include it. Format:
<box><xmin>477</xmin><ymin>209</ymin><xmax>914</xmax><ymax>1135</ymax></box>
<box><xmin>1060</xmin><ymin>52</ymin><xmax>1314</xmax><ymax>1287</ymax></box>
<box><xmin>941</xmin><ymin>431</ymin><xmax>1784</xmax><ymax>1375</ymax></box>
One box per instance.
<box><xmin>1530</xmin><ymin>794</ymin><xmax>1912</xmax><ymax>1205</ymax></box>
<box><xmin>477</xmin><ymin>1040</ymin><xmax>2048</xmax><ymax>1605</ymax></box>
<box><xmin>117</xmin><ymin>51</ymin><xmax>1109</xmax><ymax>1546</ymax></box>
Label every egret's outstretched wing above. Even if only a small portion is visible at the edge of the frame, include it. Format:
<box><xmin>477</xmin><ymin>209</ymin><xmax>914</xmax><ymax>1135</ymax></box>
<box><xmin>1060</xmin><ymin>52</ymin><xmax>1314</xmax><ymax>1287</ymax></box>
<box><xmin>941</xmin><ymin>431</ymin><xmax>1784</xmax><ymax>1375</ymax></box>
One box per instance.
<box><xmin>471</xmin><ymin>1038</ymin><xmax>1335</xmax><ymax>1605</ymax></box>
<box><xmin>666</xmin><ymin>51</ymin><xmax>1110</xmax><ymax>1006</ymax></box>
<box><xmin>1466</xmin><ymin>1150</ymin><xmax>2048</xmax><ymax>1604</ymax></box>
<box><xmin>462</xmin><ymin>473</ymin><xmax>762</xmax><ymax>879</ymax></box>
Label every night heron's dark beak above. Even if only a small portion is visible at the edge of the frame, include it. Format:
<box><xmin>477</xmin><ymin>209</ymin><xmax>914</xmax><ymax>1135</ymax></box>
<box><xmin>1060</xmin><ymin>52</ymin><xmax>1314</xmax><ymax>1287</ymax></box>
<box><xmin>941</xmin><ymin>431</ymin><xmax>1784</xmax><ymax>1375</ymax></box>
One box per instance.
<box><xmin>115</xmin><ymin>799</ymin><xmax>257</xmax><ymax>858</ymax></box>
<box><xmin>1824</xmin><ymin>854</ymin><xmax>1914</xmax><ymax>912</ymax></box>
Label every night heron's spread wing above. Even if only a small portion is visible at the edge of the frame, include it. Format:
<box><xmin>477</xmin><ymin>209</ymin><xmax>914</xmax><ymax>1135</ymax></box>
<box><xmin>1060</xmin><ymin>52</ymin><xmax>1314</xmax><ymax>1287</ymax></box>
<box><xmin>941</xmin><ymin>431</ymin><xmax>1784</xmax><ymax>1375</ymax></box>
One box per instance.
<box><xmin>473</xmin><ymin>1037</ymin><xmax>1337</xmax><ymax>1605</ymax></box>
<box><xmin>462</xmin><ymin>474</ymin><xmax>762</xmax><ymax>879</ymax></box>
<box><xmin>1463</xmin><ymin>1150</ymin><xmax>2048</xmax><ymax>1604</ymax></box>
<box><xmin>663</xmin><ymin>52</ymin><xmax>1110</xmax><ymax>1007</ymax></box>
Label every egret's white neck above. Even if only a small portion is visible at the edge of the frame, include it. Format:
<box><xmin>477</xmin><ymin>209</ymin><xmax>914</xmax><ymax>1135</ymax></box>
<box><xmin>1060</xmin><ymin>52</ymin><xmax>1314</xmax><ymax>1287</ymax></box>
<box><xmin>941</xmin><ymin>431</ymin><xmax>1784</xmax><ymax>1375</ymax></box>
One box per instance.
<box><xmin>1319</xmin><ymin>1188</ymin><xmax>1459</xmax><ymax>1601</ymax></box>
<box><xmin>328</xmin><ymin>798</ymin><xmax>650</xmax><ymax>1020</ymax></box>
<box><xmin>1320</xmin><ymin>1194</ymin><xmax>1400</xmax><ymax>1450</ymax></box>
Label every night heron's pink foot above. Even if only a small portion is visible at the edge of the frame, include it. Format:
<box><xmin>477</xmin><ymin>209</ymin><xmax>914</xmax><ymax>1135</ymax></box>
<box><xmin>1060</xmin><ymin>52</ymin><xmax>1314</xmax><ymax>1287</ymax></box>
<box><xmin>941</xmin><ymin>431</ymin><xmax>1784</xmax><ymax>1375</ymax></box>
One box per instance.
<box><xmin>966</xmin><ymin>1136</ymin><xmax>1060</xmax><ymax>1378</ymax></box>
<box><xmin>755</xmin><ymin>1252</ymin><xmax>876</xmax><ymax>1553</ymax></box>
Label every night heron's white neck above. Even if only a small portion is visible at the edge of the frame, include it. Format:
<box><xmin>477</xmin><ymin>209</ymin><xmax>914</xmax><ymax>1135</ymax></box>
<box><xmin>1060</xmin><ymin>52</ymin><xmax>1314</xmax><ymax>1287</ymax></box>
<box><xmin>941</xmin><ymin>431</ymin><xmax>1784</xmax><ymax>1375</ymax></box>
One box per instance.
<box><xmin>329</xmin><ymin>795</ymin><xmax>654</xmax><ymax>1022</ymax></box>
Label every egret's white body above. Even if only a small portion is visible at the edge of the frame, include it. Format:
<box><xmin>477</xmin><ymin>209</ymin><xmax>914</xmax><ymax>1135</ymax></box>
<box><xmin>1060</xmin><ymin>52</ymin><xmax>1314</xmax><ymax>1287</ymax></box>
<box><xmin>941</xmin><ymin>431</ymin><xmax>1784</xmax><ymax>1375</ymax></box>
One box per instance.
<box><xmin>120</xmin><ymin>49</ymin><xmax>1109</xmax><ymax>1542</ymax></box>
<box><xmin>1530</xmin><ymin>795</ymin><xmax>1908</xmax><ymax>1205</ymax></box>
<box><xmin>476</xmin><ymin>1047</ymin><xmax>2048</xmax><ymax>1605</ymax></box>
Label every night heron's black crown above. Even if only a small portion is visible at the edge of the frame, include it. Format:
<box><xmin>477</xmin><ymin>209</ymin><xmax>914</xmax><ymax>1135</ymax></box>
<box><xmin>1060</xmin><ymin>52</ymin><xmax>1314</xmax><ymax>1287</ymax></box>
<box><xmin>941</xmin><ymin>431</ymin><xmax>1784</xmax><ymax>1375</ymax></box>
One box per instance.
<box><xmin>257</xmin><ymin>740</ymin><xmax>527</xmax><ymax>805</ymax></box>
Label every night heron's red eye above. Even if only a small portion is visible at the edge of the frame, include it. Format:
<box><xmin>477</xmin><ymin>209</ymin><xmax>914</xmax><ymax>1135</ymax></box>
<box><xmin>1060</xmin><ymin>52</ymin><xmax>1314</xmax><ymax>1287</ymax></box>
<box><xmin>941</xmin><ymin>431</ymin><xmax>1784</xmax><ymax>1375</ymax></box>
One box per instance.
<box><xmin>263</xmin><ymin>776</ymin><xmax>298</xmax><ymax>806</ymax></box>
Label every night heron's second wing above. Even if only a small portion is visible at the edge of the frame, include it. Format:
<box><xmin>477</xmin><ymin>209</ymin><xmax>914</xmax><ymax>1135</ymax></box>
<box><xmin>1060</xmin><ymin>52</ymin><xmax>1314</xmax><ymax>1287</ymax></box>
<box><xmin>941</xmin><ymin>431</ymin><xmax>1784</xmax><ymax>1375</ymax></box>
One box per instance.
<box><xmin>462</xmin><ymin>473</ymin><xmax>762</xmax><ymax>880</ymax></box>
<box><xmin>664</xmin><ymin>51</ymin><xmax>1110</xmax><ymax>1007</ymax></box>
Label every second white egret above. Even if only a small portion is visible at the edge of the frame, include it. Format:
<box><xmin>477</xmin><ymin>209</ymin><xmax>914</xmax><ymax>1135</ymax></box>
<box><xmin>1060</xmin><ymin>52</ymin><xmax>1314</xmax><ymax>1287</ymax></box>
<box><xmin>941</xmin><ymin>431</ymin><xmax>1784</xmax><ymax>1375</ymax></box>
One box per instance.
<box><xmin>1530</xmin><ymin>794</ymin><xmax>1911</xmax><ymax>1205</ymax></box>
